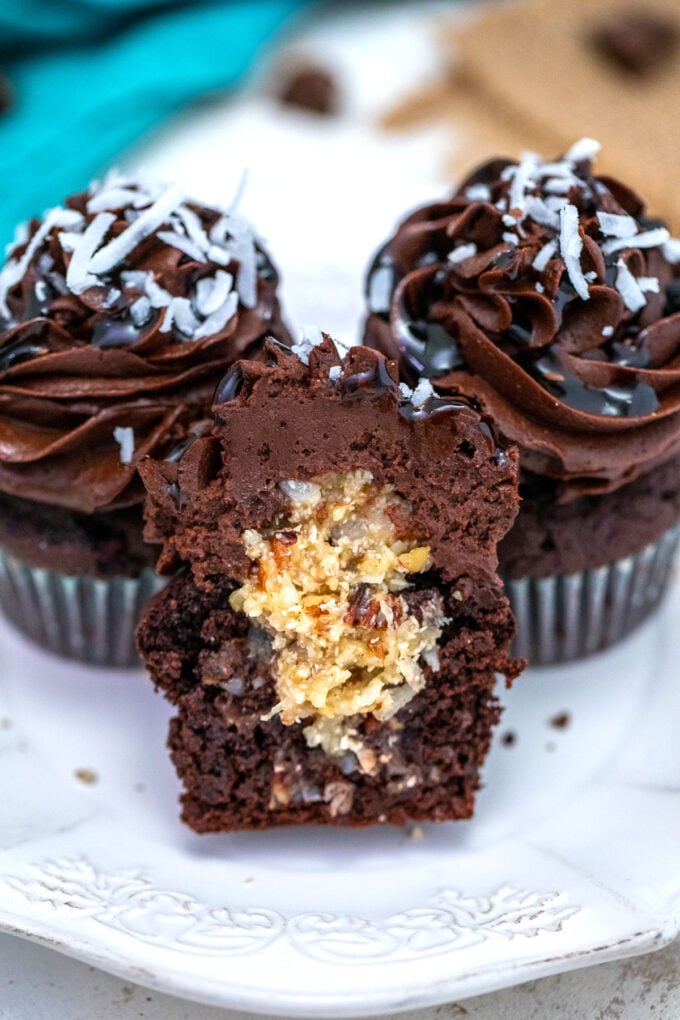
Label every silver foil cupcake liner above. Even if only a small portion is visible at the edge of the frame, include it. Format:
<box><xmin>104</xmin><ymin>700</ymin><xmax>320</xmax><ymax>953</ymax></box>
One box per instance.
<box><xmin>0</xmin><ymin>550</ymin><xmax>167</xmax><ymax>667</ymax></box>
<box><xmin>504</xmin><ymin>523</ymin><xmax>680</xmax><ymax>666</ymax></box>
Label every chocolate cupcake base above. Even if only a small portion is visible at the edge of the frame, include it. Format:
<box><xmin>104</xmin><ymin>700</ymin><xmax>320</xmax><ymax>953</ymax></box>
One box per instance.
<box><xmin>505</xmin><ymin>523</ymin><xmax>680</xmax><ymax>665</ymax></box>
<box><xmin>0</xmin><ymin>551</ymin><xmax>166</xmax><ymax>666</ymax></box>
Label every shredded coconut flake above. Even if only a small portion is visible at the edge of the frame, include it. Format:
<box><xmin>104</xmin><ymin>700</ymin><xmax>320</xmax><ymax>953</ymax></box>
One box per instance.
<box><xmin>615</xmin><ymin>259</ymin><xmax>647</xmax><ymax>313</ymax></box>
<box><xmin>465</xmin><ymin>183</ymin><xmax>491</xmax><ymax>202</ymax></box>
<box><xmin>193</xmin><ymin>290</ymin><xmax>238</xmax><ymax>339</ymax></box>
<box><xmin>208</xmin><ymin>215</ymin><xmax>230</xmax><ymax>247</ymax></box>
<box><xmin>530</xmin><ymin>160</ymin><xmax>577</xmax><ymax>181</ymax></box>
<box><xmin>602</xmin><ymin>325</ymin><xmax>614</xmax><ymax>337</ymax></box>
<box><xmin>194</xmin><ymin>270</ymin><xmax>234</xmax><ymax>317</ymax></box>
<box><xmin>328</xmin><ymin>365</ymin><xmax>342</xmax><ymax>381</ymax></box>
<box><xmin>602</xmin><ymin>226</ymin><xmax>670</xmax><ymax>256</ymax></box>
<box><xmin>120</xmin><ymin>270</ymin><xmax>148</xmax><ymax>291</ymax></box>
<box><xmin>229</xmin><ymin>168</ymin><xmax>249</xmax><ymax>213</ymax></box>
<box><xmin>291</xmin><ymin>326</ymin><xmax>325</xmax><ymax>365</ymax></box>
<box><xmin>449</xmin><ymin>243</ymin><xmax>477</xmax><ymax>263</ymax></box>
<box><xmin>57</xmin><ymin>232</ymin><xmax>82</xmax><ymax>253</ymax></box>
<box><xmin>113</xmin><ymin>426</ymin><xmax>135</xmax><ymax>465</ymax></box>
<box><xmin>175</xmin><ymin>205</ymin><xmax>211</xmax><ymax>255</ymax></box>
<box><xmin>411</xmin><ymin>379</ymin><xmax>435</xmax><ymax>407</ymax></box>
<box><xmin>65</xmin><ymin>212</ymin><xmax>116</xmax><ymax>295</ymax></box>
<box><xmin>559</xmin><ymin>203</ymin><xmax>589</xmax><ymax>301</ymax></box>
<box><xmin>207</xmin><ymin>245</ymin><xmax>231</xmax><ymax>266</ymax></box>
<box><xmin>157</xmin><ymin>230</ymin><xmax>205</xmax><ymax>263</ymax></box>
<box><xmin>0</xmin><ymin>206</ymin><xmax>84</xmax><ymax>316</ymax></box>
<box><xmin>228</xmin><ymin>218</ymin><xmax>258</xmax><ymax>309</ymax></box>
<box><xmin>597</xmin><ymin>212</ymin><xmax>638</xmax><ymax>238</ymax></box>
<box><xmin>144</xmin><ymin>275</ymin><xmax>173</xmax><ymax>308</ymax></box>
<box><xmin>279</xmin><ymin>480</ymin><xmax>321</xmax><ymax>502</ymax></box>
<box><xmin>88</xmin><ymin>184</ymin><xmax>184</xmax><ymax>275</ymax></box>
<box><xmin>535</xmin><ymin>281</ymin><xmax>545</xmax><ymax>294</ymax></box>
<box><xmin>543</xmin><ymin>178</ymin><xmax>572</xmax><ymax>195</ymax></box>
<box><xmin>565</xmin><ymin>137</ymin><xmax>601</xmax><ymax>163</ymax></box>
<box><xmin>524</xmin><ymin>195</ymin><xmax>560</xmax><ymax>229</ymax></box>
<box><xmin>161</xmin><ymin>296</ymin><xmax>199</xmax><ymax>336</ymax></box>
<box><xmin>130</xmin><ymin>295</ymin><xmax>151</xmax><ymax>327</ymax></box>
<box><xmin>662</xmin><ymin>238</ymin><xmax>680</xmax><ymax>263</ymax></box>
<box><xmin>207</xmin><ymin>212</ymin><xmax>259</xmax><ymax>308</ymax></box>
<box><xmin>86</xmin><ymin>187</ymin><xmax>149</xmax><ymax>215</ymax></box>
<box><xmin>545</xmin><ymin>196</ymin><xmax>568</xmax><ymax>214</ymax></box>
<box><xmin>5</xmin><ymin>221</ymin><xmax>29</xmax><ymax>258</ymax></box>
<box><xmin>508</xmin><ymin>155</ymin><xmax>537</xmax><ymax>212</ymax></box>
<box><xmin>532</xmin><ymin>240</ymin><xmax>556</xmax><ymax>271</ymax></box>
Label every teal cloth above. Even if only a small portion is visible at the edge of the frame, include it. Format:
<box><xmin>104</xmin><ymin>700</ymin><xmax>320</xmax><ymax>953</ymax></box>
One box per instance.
<box><xmin>0</xmin><ymin>1</ymin><xmax>310</xmax><ymax>246</ymax></box>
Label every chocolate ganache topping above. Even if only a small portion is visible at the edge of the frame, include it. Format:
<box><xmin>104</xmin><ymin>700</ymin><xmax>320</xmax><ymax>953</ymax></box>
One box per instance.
<box><xmin>364</xmin><ymin>138</ymin><xmax>680</xmax><ymax>498</ymax></box>
<box><xmin>0</xmin><ymin>172</ymin><xmax>288</xmax><ymax>514</ymax></box>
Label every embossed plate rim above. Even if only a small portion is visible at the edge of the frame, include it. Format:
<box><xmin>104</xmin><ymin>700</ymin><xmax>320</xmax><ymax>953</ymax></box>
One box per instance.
<box><xmin>0</xmin><ymin>913</ymin><xmax>672</xmax><ymax>1018</ymax></box>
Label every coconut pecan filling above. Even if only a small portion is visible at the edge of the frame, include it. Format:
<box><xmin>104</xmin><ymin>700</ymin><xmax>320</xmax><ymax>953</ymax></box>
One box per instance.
<box><xmin>229</xmin><ymin>470</ymin><xmax>446</xmax><ymax>766</ymax></box>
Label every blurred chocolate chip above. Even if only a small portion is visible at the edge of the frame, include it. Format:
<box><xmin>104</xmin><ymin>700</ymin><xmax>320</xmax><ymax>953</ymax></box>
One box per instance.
<box><xmin>591</xmin><ymin>9</ymin><xmax>679</xmax><ymax>76</ymax></box>
<box><xmin>276</xmin><ymin>64</ymin><xmax>339</xmax><ymax>116</ymax></box>
<box><xmin>0</xmin><ymin>70</ymin><xmax>15</xmax><ymax>115</ymax></box>
<box><xmin>549</xmin><ymin>711</ymin><xmax>571</xmax><ymax>730</ymax></box>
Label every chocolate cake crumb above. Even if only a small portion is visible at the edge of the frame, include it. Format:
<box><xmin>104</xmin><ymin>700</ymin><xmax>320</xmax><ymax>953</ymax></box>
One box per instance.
<box><xmin>591</xmin><ymin>9</ymin><xmax>679</xmax><ymax>76</ymax></box>
<box><xmin>74</xmin><ymin>768</ymin><xmax>98</xmax><ymax>785</ymax></box>
<box><xmin>549</xmin><ymin>711</ymin><xmax>571</xmax><ymax>730</ymax></box>
<box><xmin>500</xmin><ymin>730</ymin><xmax>517</xmax><ymax>747</ymax></box>
<box><xmin>276</xmin><ymin>63</ymin><xmax>338</xmax><ymax>116</ymax></box>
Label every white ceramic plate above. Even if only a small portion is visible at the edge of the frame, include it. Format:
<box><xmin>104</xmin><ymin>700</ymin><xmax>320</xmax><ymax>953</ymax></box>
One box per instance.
<box><xmin>2</xmin><ymin>5</ymin><xmax>679</xmax><ymax>1014</ymax></box>
<box><xmin>1</xmin><ymin>576</ymin><xmax>679</xmax><ymax>1017</ymax></box>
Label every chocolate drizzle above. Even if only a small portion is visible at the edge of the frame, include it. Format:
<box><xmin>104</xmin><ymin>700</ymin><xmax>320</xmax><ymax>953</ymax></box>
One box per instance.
<box><xmin>523</xmin><ymin>349</ymin><xmax>659</xmax><ymax>418</ymax></box>
<box><xmin>364</xmin><ymin>146</ymin><xmax>680</xmax><ymax>497</ymax></box>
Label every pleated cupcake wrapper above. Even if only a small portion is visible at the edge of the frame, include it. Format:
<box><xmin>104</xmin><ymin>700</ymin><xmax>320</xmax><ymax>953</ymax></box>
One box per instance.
<box><xmin>0</xmin><ymin>550</ymin><xmax>166</xmax><ymax>667</ymax></box>
<box><xmin>504</xmin><ymin>523</ymin><xmax>680</xmax><ymax>666</ymax></box>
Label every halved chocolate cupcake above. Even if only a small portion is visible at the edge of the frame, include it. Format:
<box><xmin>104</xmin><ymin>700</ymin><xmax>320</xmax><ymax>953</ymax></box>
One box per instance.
<box><xmin>137</xmin><ymin>335</ymin><xmax>522</xmax><ymax>831</ymax></box>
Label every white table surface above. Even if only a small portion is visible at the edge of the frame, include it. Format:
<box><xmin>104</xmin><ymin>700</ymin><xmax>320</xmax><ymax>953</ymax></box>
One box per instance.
<box><xmin>2</xmin><ymin>2</ymin><xmax>678</xmax><ymax>1017</ymax></box>
<box><xmin>3</xmin><ymin>930</ymin><xmax>680</xmax><ymax>1019</ymax></box>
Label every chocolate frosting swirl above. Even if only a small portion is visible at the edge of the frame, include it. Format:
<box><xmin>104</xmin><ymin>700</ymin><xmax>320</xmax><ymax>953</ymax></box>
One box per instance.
<box><xmin>364</xmin><ymin>141</ymin><xmax>680</xmax><ymax>498</ymax></box>
<box><xmin>0</xmin><ymin>175</ymin><xmax>289</xmax><ymax>513</ymax></box>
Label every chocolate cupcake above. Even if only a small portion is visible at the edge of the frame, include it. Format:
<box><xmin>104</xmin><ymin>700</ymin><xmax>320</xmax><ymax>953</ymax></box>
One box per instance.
<box><xmin>137</xmin><ymin>336</ymin><xmax>521</xmax><ymax>831</ymax></box>
<box><xmin>0</xmin><ymin>173</ymin><xmax>289</xmax><ymax>665</ymax></box>
<box><xmin>364</xmin><ymin>139</ymin><xmax>680</xmax><ymax>664</ymax></box>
